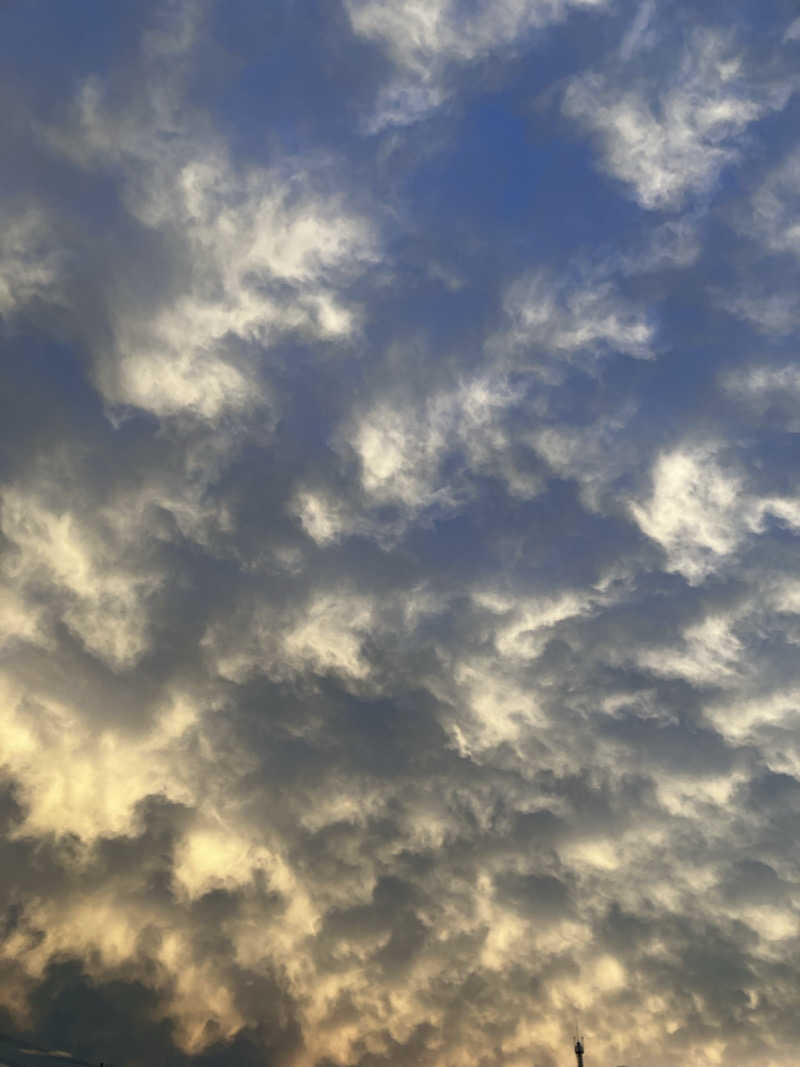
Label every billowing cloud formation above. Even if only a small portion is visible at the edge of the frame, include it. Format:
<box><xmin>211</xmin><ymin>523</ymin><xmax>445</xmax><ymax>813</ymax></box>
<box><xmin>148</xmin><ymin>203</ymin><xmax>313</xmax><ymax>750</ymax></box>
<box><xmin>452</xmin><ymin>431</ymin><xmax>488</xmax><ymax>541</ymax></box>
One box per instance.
<box><xmin>2</xmin><ymin>3</ymin><xmax>800</xmax><ymax>1067</ymax></box>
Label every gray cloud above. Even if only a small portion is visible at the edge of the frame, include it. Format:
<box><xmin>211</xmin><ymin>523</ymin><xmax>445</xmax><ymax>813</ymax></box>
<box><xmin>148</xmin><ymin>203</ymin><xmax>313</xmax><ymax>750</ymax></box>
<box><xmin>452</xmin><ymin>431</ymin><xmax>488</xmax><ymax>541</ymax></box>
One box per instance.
<box><xmin>2</xmin><ymin>2</ymin><xmax>800</xmax><ymax>1067</ymax></box>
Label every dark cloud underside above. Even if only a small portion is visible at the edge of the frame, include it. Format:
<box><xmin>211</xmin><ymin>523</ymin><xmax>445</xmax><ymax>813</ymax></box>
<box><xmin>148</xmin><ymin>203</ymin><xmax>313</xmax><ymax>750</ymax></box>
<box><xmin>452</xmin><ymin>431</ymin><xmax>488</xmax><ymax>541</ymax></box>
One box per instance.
<box><xmin>2</xmin><ymin>2</ymin><xmax>800</xmax><ymax>1067</ymax></box>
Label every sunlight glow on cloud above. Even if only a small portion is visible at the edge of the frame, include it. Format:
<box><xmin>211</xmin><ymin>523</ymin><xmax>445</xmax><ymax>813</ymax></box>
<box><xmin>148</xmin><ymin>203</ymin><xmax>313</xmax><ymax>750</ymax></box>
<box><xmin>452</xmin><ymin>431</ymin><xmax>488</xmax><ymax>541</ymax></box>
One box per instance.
<box><xmin>2</xmin><ymin>2</ymin><xmax>800</xmax><ymax>1066</ymax></box>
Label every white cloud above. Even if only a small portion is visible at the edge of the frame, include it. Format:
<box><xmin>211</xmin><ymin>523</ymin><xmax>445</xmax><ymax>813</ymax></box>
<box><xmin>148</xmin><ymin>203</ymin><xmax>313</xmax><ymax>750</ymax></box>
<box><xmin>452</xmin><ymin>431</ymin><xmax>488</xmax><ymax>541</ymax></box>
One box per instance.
<box><xmin>499</xmin><ymin>272</ymin><xmax>655</xmax><ymax>366</ymax></box>
<box><xmin>344</xmin><ymin>272</ymin><xmax>653</xmax><ymax>530</ymax></box>
<box><xmin>530</xmin><ymin>404</ymin><xmax>638</xmax><ymax>511</ymax></box>
<box><xmin>631</xmin><ymin>441</ymin><xmax>800</xmax><ymax>583</ymax></box>
<box><xmin>439</xmin><ymin>584</ymin><xmax>615</xmax><ymax>754</ymax></box>
<box><xmin>0</xmin><ymin>648</ymin><xmax>203</xmax><ymax>840</ymax></box>
<box><xmin>107</xmin><ymin>153</ymin><xmax>374</xmax><ymax>419</ymax></box>
<box><xmin>759</xmin><ymin>495</ymin><xmax>800</xmax><ymax>533</ymax></box>
<box><xmin>0</xmin><ymin>209</ymin><xmax>64</xmax><ymax>318</ymax></box>
<box><xmin>208</xmin><ymin>590</ymin><xmax>376</xmax><ymax>687</ymax></box>
<box><xmin>0</xmin><ymin>582</ymin><xmax>46</xmax><ymax>652</ymax></box>
<box><xmin>723</xmin><ymin>363</ymin><xmax>800</xmax><ymax>430</ymax></box>
<box><xmin>716</xmin><ymin>288</ymin><xmax>799</xmax><ymax>336</ymax></box>
<box><xmin>44</xmin><ymin>63</ymin><xmax>377</xmax><ymax>422</ymax></box>
<box><xmin>283</xmin><ymin>593</ymin><xmax>375</xmax><ymax>680</ymax></box>
<box><xmin>618</xmin><ymin>0</ymin><xmax>657</xmax><ymax>62</ymax></box>
<box><xmin>0</xmin><ymin>463</ymin><xmax>234</xmax><ymax>671</ymax></box>
<box><xmin>348</xmin><ymin>0</ymin><xmax>606</xmax><ymax>71</ymax></box>
<box><xmin>564</xmin><ymin>29</ymin><xmax>795</xmax><ymax>209</ymax></box>
<box><xmin>293</xmin><ymin>489</ymin><xmax>354</xmax><ymax>546</ymax></box>
<box><xmin>0</xmin><ymin>673</ymin><xmax>199</xmax><ymax>839</ymax></box>
<box><xmin>707</xmin><ymin>687</ymin><xmax>800</xmax><ymax>744</ymax></box>
<box><xmin>8</xmin><ymin>3</ymin><xmax>800</xmax><ymax>1066</ymax></box>
<box><xmin>630</xmin><ymin>444</ymin><xmax>757</xmax><ymax>582</ymax></box>
<box><xmin>638</xmin><ymin>611</ymin><xmax>745</xmax><ymax>687</ymax></box>
<box><xmin>354</xmin><ymin>397</ymin><xmax>448</xmax><ymax>509</ymax></box>
<box><xmin>0</xmin><ymin>487</ymin><xmax>162</xmax><ymax>669</ymax></box>
<box><xmin>346</xmin><ymin>0</ymin><xmax>608</xmax><ymax>127</ymax></box>
<box><xmin>475</xmin><ymin>587</ymin><xmax>594</xmax><ymax>660</ymax></box>
<box><xmin>349</xmin><ymin>372</ymin><xmax>537</xmax><ymax>517</ymax></box>
<box><xmin>486</xmin><ymin>269</ymin><xmax>655</xmax><ymax>511</ymax></box>
<box><xmin>747</xmin><ymin>149</ymin><xmax>800</xmax><ymax>259</ymax></box>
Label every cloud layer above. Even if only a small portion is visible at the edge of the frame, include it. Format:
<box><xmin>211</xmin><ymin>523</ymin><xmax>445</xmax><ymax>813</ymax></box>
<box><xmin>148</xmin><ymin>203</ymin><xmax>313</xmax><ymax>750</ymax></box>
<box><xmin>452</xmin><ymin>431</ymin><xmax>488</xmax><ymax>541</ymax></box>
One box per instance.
<box><xmin>2</xmin><ymin>3</ymin><xmax>800</xmax><ymax>1067</ymax></box>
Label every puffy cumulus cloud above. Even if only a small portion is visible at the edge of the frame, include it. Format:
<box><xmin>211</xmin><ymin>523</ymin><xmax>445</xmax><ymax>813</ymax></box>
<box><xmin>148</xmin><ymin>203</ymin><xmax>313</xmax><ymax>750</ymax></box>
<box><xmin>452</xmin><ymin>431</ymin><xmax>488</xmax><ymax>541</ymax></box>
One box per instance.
<box><xmin>345</xmin><ymin>0</ymin><xmax>609</xmax><ymax>127</ymax></box>
<box><xmin>564</xmin><ymin>25</ymin><xmax>797</xmax><ymax>209</ymax></box>
<box><xmin>5</xmin><ymin>2</ymin><xmax>800</xmax><ymax>1067</ymax></box>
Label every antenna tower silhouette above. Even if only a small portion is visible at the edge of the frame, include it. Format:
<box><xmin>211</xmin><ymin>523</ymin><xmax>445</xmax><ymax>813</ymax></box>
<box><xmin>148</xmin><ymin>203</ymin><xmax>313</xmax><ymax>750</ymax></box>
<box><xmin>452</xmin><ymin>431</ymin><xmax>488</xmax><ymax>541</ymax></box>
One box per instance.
<box><xmin>573</xmin><ymin>1034</ymin><xmax>584</xmax><ymax>1067</ymax></box>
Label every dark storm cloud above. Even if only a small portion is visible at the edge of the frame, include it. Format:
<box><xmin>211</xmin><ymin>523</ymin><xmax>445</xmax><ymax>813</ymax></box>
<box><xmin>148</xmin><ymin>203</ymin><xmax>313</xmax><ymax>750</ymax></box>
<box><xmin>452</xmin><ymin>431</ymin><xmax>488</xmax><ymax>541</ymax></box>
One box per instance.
<box><xmin>2</xmin><ymin>2</ymin><xmax>800</xmax><ymax>1067</ymax></box>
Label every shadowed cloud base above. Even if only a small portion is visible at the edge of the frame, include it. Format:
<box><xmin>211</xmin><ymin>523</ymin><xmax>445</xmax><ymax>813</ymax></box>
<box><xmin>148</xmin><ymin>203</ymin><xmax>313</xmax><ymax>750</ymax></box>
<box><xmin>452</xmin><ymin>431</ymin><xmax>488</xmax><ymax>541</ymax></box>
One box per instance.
<box><xmin>2</xmin><ymin>2</ymin><xmax>800</xmax><ymax>1066</ymax></box>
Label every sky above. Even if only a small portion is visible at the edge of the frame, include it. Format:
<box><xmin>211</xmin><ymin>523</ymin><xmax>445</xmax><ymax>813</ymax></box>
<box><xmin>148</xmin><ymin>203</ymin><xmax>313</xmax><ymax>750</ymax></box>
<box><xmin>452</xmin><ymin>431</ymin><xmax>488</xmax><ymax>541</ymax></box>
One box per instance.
<box><xmin>1</xmin><ymin>1</ymin><xmax>800</xmax><ymax>1066</ymax></box>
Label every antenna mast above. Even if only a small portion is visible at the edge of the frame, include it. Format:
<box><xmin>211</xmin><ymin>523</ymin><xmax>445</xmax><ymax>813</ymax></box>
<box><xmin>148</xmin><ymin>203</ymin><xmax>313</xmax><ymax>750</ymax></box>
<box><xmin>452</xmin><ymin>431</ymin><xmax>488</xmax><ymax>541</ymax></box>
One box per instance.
<box><xmin>573</xmin><ymin>1035</ymin><xmax>584</xmax><ymax>1067</ymax></box>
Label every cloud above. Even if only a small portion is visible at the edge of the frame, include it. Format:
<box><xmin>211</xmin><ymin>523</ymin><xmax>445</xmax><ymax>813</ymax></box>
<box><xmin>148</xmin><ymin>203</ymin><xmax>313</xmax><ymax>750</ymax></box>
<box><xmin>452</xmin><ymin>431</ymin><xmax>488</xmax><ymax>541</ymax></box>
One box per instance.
<box><xmin>0</xmin><ymin>485</ymin><xmax>162</xmax><ymax>669</ymax></box>
<box><xmin>499</xmin><ymin>271</ymin><xmax>655</xmax><ymax>366</ymax></box>
<box><xmin>39</xmin><ymin>29</ymin><xmax>377</xmax><ymax>423</ymax></box>
<box><xmin>636</xmin><ymin>610</ymin><xmax>745</xmax><ymax>687</ymax></box>
<box><xmin>347</xmin><ymin>372</ymin><xmax>534</xmax><ymax>514</ymax></box>
<box><xmin>629</xmin><ymin>444</ymin><xmax>754</xmax><ymax>582</ymax></box>
<box><xmin>715</xmin><ymin>287</ymin><xmax>800</xmax><ymax>337</ymax></box>
<box><xmin>746</xmin><ymin>148</ymin><xmax>800</xmax><ymax>259</ymax></box>
<box><xmin>0</xmin><ymin>209</ymin><xmax>65</xmax><ymax>319</ymax></box>
<box><xmin>346</xmin><ymin>0</ymin><xmax>609</xmax><ymax>127</ymax></box>
<box><xmin>722</xmin><ymin>363</ymin><xmax>800</xmax><ymax>431</ymax></box>
<box><xmin>4</xmin><ymin>1</ymin><xmax>800</xmax><ymax>1066</ymax></box>
<box><xmin>564</xmin><ymin>26</ymin><xmax>796</xmax><ymax>209</ymax></box>
<box><xmin>631</xmin><ymin>442</ymin><xmax>800</xmax><ymax>583</ymax></box>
